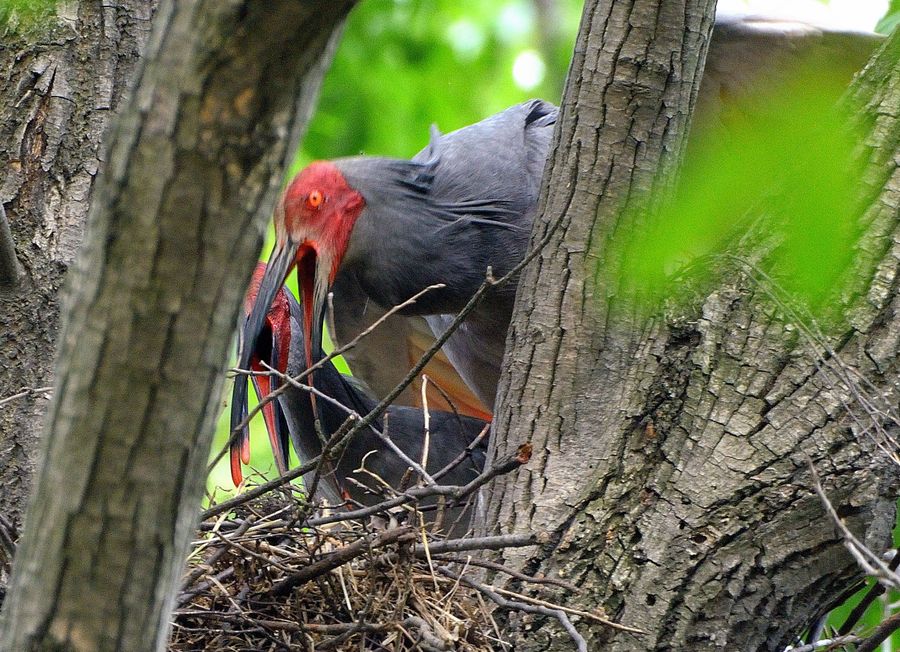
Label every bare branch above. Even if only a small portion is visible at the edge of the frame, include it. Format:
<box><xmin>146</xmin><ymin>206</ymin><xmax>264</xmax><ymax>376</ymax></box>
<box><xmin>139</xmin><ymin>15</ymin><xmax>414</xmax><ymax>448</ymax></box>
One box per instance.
<box><xmin>809</xmin><ymin>460</ymin><xmax>900</xmax><ymax>588</ymax></box>
<box><xmin>436</xmin><ymin>565</ymin><xmax>590</xmax><ymax>651</ymax></box>
<box><xmin>270</xmin><ymin>526</ymin><xmax>417</xmax><ymax>596</ymax></box>
<box><xmin>0</xmin><ymin>386</ymin><xmax>53</xmax><ymax>408</ymax></box>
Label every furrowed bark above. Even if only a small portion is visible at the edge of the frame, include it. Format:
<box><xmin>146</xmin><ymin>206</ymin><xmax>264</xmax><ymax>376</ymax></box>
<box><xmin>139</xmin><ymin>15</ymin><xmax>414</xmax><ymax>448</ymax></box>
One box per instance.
<box><xmin>0</xmin><ymin>1</ymin><xmax>155</xmax><ymax>574</ymax></box>
<box><xmin>484</xmin><ymin>3</ymin><xmax>900</xmax><ymax>651</ymax></box>
<box><xmin>0</xmin><ymin>1</ymin><xmax>354</xmax><ymax>649</ymax></box>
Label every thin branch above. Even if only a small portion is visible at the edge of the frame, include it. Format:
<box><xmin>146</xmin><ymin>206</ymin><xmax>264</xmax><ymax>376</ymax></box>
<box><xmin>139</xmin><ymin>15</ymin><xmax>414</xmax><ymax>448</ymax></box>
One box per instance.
<box><xmin>305</xmin><ymin>445</ymin><xmax>531</xmax><ymax>528</ymax></box>
<box><xmin>855</xmin><ymin>610</ymin><xmax>900</xmax><ymax>652</ymax></box>
<box><xmin>430</xmin><ymin>553</ymin><xmax>581</xmax><ymax>592</ymax></box>
<box><xmin>784</xmin><ymin>635</ymin><xmax>863</xmax><ymax>652</ymax></box>
<box><xmin>201</xmin><ymin>458</ymin><xmax>320</xmax><ymax>520</ymax></box>
<box><xmin>260</xmin><ymin>360</ymin><xmax>438</xmax><ymax>486</ymax></box>
<box><xmin>180</xmin><ymin>518</ymin><xmax>253</xmax><ymax>593</ymax></box>
<box><xmin>490</xmin><ymin>583</ymin><xmax>646</xmax><ymax>634</ymax></box>
<box><xmin>436</xmin><ymin>566</ymin><xmax>589</xmax><ymax>652</ymax></box>
<box><xmin>228</xmin><ymin>283</ymin><xmax>446</xmax><ymax>437</ymax></box>
<box><xmin>432</xmin><ymin>423</ymin><xmax>491</xmax><ymax>482</ymax></box>
<box><xmin>269</xmin><ymin>526</ymin><xmax>417</xmax><ymax>596</ymax></box>
<box><xmin>839</xmin><ymin>549</ymin><xmax>900</xmax><ymax>635</ymax></box>
<box><xmin>809</xmin><ymin>460</ymin><xmax>900</xmax><ymax>588</ymax></box>
<box><xmin>413</xmin><ymin>533</ymin><xmax>539</xmax><ymax>556</ymax></box>
<box><xmin>0</xmin><ymin>386</ymin><xmax>53</xmax><ymax>408</ymax></box>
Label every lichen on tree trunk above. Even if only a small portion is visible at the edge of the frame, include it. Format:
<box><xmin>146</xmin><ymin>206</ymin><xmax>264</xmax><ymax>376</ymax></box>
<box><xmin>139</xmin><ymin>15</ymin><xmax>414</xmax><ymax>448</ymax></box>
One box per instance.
<box><xmin>0</xmin><ymin>1</ymin><xmax>355</xmax><ymax>649</ymax></box>
<box><xmin>484</xmin><ymin>2</ymin><xmax>900</xmax><ymax>650</ymax></box>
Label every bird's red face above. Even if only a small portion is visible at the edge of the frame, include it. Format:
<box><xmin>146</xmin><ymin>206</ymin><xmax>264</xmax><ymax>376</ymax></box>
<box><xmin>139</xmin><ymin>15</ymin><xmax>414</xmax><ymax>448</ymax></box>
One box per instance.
<box><xmin>244</xmin><ymin>162</ymin><xmax>365</xmax><ymax>388</ymax></box>
<box><xmin>278</xmin><ymin>162</ymin><xmax>365</xmax><ymax>272</ymax></box>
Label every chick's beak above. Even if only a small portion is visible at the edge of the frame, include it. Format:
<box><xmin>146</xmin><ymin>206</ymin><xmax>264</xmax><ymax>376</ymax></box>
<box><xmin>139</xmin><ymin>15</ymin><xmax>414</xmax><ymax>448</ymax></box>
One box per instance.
<box><xmin>230</xmin><ymin>239</ymin><xmax>298</xmax><ymax>484</ymax></box>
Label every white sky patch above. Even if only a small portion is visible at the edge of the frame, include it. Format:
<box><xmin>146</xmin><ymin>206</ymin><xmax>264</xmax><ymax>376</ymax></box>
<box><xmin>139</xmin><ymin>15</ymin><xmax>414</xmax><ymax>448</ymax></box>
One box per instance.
<box><xmin>716</xmin><ymin>0</ymin><xmax>888</xmax><ymax>31</ymax></box>
<box><xmin>512</xmin><ymin>50</ymin><xmax>546</xmax><ymax>91</ymax></box>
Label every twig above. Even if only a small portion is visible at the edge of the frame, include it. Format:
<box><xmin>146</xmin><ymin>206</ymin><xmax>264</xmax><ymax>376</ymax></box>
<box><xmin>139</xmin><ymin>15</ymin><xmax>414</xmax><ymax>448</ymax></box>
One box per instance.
<box><xmin>306</xmin><ymin>445</ymin><xmax>531</xmax><ymax>528</ymax></box>
<box><xmin>270</xmin><ymin>526</ymin><xmax>416</xmax><ymax>596</ymax></box>
<box><xmin>489</xmin><ymin>583</ymin><xmax>646</xmax><ymax>634</ymax></box>
<box><xmin>228</xmin><ymin>283</ymin><xmax>446</xmax><ymax>438</ymax></box>
<box><xmin>432</xmin><ymin>423</ymin><xmax>491</xmax><ymax>482</ymax></box>
<box><xmin>784</xmin><ymin>635</ymin><xmax>863</xmax><ymax>652</ymax></box>
<box><xmin>809</xmin><ymin>460</ymin><xmax>900</xmax><ymax>588</ymax></box>
<box><xmin>429</xmin><ymin>554</ymin><xmax>580</xmax><ymax>592</ymax></box>
<box><xmin>855</xmin><ymin>610</ymin><xmax>900</xmax><ymax>652</ymax></box>
<box><xmin>211</xmin><ymin>526</ymin><xmax>291</xmax><ymax>573</ymax></box>
<box><xmin>201</xmin><ymin>458</ymin><xmax>320</xmax><ymax>520</ymax></box>
<box><xmin>260</xmin><ymin>361</ymin><xmax>438</xmax><ymax>486</ymax></box>
<box><xmin>369</xmin><ymin>412</ymin><xmax>436</xmax><ymax>486</ymax></box>
<box><xmin>436</xmin><ymin>566</ymin><xmax>589</xmax><ymax>652</ymax></box>
<box><xmin>0</xmin><ymin>386</ymin><xmax>53</xmax><ymax>408</ymax></box>
<box><xmin>180</xmin><ymin>518</ymin><xmax>252</xmax><ymax>595</ymax></box>
<box><xmin>839</xmin><ymin>549</ymin><xmax>900</xmax><ymax>635</ymax></box>
<box><xmin>420</xmin><ymin>375</ymin><xmax>432</xmax><ymax>480</ymax></box>
<box><xmin>414</xmin><ymin>533</ymin><xmax>540</xmax><ymax>556</ymax></box>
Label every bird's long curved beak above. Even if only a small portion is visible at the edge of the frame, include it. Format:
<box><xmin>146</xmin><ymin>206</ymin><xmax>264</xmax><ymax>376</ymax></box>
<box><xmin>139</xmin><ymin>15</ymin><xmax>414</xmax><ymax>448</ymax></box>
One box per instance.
<box><xmin>263</xmin><ymin>321</ymin><xmax>291</xmax><ymax>473</ymax></box>
<box><xmin>230</xmin><ymin>241</ymin><xmax>298</xmax><ymax>485</ymax></box>
<box><xmin>242</xmin><ymin>240</ymin><xmax>299</xmax><ymax>373</ymax></box>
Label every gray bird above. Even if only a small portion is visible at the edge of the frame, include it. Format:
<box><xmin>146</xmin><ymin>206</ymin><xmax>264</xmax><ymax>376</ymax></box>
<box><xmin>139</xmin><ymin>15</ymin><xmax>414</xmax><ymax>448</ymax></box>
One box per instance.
<box><xmin>247</xmin><ymin>99</ymin><xmax>554</xmax><ymax>414</ymax></box>
<box><xmin>232</xmin><ymin>264</ymin><xmax>488</xmax><ymax>519</ymax></box>
<box><xmin>244</xmin><ymin>16</ymin><xmax>879</xmax><ymax>416</ymax></box>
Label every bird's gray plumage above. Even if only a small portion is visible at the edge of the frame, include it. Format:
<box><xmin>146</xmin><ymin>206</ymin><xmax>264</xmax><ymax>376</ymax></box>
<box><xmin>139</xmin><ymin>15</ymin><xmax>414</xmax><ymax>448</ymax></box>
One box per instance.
<box><xmin>333</xmin><ymin>99</ymin><xmax>556</xmax><ymax>408</ymax></box>
<box><xmin>327</xmin><ymin>18</ymin><xmax>879</xmax><ymax>413</ymax></box>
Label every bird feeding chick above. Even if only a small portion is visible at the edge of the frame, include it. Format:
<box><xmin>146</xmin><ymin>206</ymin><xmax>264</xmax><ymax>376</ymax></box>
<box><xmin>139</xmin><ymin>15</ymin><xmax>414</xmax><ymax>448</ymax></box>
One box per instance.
<box><xmin>245</xmin><ymin>100</ymin><xmax>556</xmax><ymax>411</ymax></box>
<box><xmin>232</xmin><ymin>263</ymin><xmax>489</xmax><ymax>519</ymax></box>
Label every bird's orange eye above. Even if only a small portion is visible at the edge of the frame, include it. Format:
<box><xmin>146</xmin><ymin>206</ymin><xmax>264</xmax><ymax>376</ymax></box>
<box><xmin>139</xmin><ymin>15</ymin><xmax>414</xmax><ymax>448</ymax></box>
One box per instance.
<box><xmin>307</xmin><ymin>190</ymin><xmax>324</xmax><ymax>209</ymax></box>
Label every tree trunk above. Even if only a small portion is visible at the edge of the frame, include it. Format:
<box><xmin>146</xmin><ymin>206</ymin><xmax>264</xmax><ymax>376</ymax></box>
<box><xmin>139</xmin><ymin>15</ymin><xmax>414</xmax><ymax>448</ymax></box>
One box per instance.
<box><xmin>0</xmin><ymin>0</ymin><xmax>155</xmax><ymax>571</ymax></box>
<box><xmin>483</xmin><ymin>3</ymin><xmax>900</xmax><ymax>651</ymax></box>
<box><xmin>0</xmin><ymin>1</ymin><xmax>354</xmax><ymax>649</ymax></box>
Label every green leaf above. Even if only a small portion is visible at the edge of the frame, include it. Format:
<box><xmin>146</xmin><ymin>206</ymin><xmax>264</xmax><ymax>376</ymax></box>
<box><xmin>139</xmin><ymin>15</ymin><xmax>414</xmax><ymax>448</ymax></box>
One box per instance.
<box><xmin>610</xmin><ymin>61</ymin><xmax>866</xmax><ymax>324</ymax></box>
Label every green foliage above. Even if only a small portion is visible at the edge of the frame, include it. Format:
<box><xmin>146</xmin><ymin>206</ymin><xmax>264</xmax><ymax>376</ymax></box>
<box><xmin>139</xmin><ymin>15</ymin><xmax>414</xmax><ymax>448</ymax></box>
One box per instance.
<box><xmin>292</xmin><ymin>0</ymin><xmax>579</xmax><ymax>172</ymax></box>
<box><xmin>878</xmin><ymin>0</ymin><xmax>900</xmax><ymax>34</ymax></box>
<box><xmin>609</xmin><ymin>64</ymin><xmax>864</xmax><ymax>325</ymax></box>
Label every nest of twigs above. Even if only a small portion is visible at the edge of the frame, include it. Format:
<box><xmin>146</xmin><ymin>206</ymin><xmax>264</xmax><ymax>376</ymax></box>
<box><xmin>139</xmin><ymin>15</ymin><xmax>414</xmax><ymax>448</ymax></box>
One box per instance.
<box><xmin>170</xmin><ymin>476</ymin><xmax>524</xmax><ymax>652</ymax></box>
<box><xmin>170</xmin><ymin>484</ymin><xmax>503</xmax><ymax>651</ymax></box>
<box><xmin>169</xmin><ymin>443</ymin><xmax>627</xmax><ymax>651</ymax></box>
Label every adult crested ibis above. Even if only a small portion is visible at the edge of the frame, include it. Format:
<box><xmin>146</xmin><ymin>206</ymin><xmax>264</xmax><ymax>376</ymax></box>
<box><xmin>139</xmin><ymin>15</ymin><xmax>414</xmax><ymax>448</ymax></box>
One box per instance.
<box><xmin>246</xmin><ymin>99</ymin><xmax>555</xmax><ymax>413</ymax></box>
<box><xmin>244</xmin><ymin>16</ymin><xmax>879</xmax><ymax>415</ymax></box>
<box><xmin>232</xmin><ymin>264</ymin><xmax>489</xmax><ymax>510</ymax></box>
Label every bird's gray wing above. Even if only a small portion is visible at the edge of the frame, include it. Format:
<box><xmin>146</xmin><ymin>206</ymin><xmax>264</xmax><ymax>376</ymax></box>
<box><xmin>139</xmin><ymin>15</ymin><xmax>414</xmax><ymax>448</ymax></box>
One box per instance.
<box><xmin>415</xmin><ymin>99</ymin><xmax>556</xmax><ymax>230</ymax></box>
<box><xmin>328</xmin><ymin>271</ymin><xmax>493</xmax><ymax>420</ymax></box>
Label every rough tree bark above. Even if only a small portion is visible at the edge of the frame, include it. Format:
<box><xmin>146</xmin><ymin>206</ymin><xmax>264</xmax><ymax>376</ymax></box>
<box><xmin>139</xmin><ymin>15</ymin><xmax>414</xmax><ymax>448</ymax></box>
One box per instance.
<box><xmin>0</xmin><ymin>1</ymin><xmax>355</xmax><ymax>649</ymax></box>
<box><xmin>484</xmin><ymin>1</ymin><xmax>900</xmax><ymax>651</ymax></box>
<box><xmin>0</xmin><ymin>1</ymin><xmax>155</xmax><ymax>570</ymax></box>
